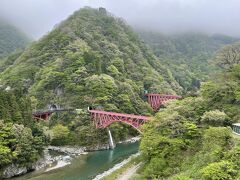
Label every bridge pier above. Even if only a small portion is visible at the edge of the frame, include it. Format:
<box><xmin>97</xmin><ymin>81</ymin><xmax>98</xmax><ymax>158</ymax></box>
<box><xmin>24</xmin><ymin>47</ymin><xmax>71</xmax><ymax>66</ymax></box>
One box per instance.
<box><xmin>107</xmin><ymin>128</ymin><xmax>115</xmax><ymax>149</ymax></box>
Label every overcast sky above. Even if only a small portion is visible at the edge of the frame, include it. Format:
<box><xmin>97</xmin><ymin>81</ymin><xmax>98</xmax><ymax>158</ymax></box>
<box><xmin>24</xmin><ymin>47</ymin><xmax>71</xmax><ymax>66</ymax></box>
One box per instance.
<box><xmin>0</xmin><ymin>0</ymin><xmax>240</xmax><ymax>39</ymax></box>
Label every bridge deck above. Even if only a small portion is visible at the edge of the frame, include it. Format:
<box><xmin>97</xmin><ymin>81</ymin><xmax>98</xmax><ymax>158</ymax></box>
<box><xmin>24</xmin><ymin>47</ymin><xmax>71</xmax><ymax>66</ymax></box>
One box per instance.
<box><xmin>33</xmin><ymin>108</ymin><xmax>74</xmax><ymax>116</ymax></box>
<box><xmin>88</xmin><ymin>110</ymin><xmax>150</xmax><ymax>120</ymax></box>
<box><xmin>145</xmin><ymin>93</ymin><xmax>181</xmax><ymax>98</ymax></box>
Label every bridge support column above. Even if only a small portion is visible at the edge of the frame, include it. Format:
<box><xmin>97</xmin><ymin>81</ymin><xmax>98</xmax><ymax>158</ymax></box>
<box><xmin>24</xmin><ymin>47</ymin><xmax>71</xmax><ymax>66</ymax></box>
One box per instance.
<box><xmin>107</xmin><ymin>128</ymin><xmax>115</xmax><ymax>149</ymax></box>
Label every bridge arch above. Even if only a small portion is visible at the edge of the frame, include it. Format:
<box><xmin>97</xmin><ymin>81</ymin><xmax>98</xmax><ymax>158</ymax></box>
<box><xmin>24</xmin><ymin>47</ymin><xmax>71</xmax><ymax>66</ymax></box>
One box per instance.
<box><xmin>88</xmin><ymin>109</ymin><xmax>150</xmax><ymax>133</ymax></box>
<box><xmin>103</xmin><ymin>121</ymin><xmax>143</xmax><ymax>133</ymax></box>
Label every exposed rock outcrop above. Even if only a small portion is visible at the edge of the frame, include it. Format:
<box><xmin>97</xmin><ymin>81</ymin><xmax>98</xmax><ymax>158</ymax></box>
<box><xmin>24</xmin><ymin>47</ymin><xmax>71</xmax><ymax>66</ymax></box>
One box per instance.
<box><xmin>48</xmin><ymin>146</ymin><xmax>86</xmax><ymax>155</ymax></box>
<box><xmin>86</xmin><ymin>144</ymin><xmax>110</xmax><ymax>151</ymax></box>
<box><xmin>118</xmin><ymin>136</ymin><xmax>141</xmax><ymax>144</ymax></box>
<box><xmin>3</xmin><ymin>164</ymin><xmax>28</xmax><ymax>178</ymax></box>
<box><xmin>2</xmin><ymin>137</ymin><xmax>138</xmax><ymax>178</ymax></box>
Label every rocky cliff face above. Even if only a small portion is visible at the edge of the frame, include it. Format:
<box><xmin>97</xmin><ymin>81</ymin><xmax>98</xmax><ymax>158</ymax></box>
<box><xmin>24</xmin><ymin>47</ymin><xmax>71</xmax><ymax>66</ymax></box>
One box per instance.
<box><xmin>2</xmin><ymin>149</ymin><xmax>50</xmax><ymax>178</ymax></box>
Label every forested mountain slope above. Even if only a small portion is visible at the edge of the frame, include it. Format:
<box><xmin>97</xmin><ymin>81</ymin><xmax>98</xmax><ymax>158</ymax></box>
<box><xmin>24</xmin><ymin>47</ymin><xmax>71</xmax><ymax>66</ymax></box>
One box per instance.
<box><xmin>0</xmin><ymin>7</ymin><xmax>181</xmax><ymax>114</ymax></box>
<box><xmin>0</xmin><ymin>8</ymin><xmax>184</xmax><ymax>148</ymax></box>
<box><xmin>139</xmin><ymin>42</ymin><xmax>240</xmax><ymax>179</ymax></box>
<box><xmin>138</xmin><ymin>31</ymin><xmax>239</xmax><ymax>92</ymax></box>
<box><xmin>0</xmin><ymin>19</ymin><xmax>30</xmax><ymax>58</ymax></box>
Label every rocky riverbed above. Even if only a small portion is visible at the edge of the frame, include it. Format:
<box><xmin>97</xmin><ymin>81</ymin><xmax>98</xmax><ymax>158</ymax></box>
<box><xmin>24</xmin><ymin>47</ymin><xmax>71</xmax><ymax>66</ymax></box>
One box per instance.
<box><xmin>47</xmin><ymin>146</ymin><xmax>87</xmax><ymax>155</ymax></box>
<box><xmin>3</xmin><ymin>149</ymin><xmax>50</xmax><ymax>178</ymax></box>
<box><xmin>3</xmin><ymin>137</ymin><xmax>139</xmax><ymax>179</ymax></box>
<box><xmin>118</xmin><ymin>136</ymin><xmax>141</xmax><ymax>144</ymax></box>
<box><xmin>3</xmin><ymin>146</ymin><xmax>88</xmax><ymax>179</ymax></box>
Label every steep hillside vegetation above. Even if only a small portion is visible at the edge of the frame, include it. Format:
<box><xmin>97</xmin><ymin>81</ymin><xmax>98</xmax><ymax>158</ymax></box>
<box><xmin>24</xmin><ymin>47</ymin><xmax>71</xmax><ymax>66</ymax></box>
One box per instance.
<box><xmin>138</xmin><ymin>31</ymin><xmax>239</xmax><ymax>92</ymax></box>
<box><xmin>139</xmin><ymin>42</ymin><xmax>240</xmax><ymax>179</ymax></box>
<box><xmin>0</xmin><ymin>20</ymin><xmax>29</xmax><ymax>58</ymax></box>
<box><xmin>0</xmin><ymin>7</ymin><xmax>181</xmax><ymax>113</ymax></box>
<box><xmin>0</xmin><ymin>90</ymin><xmax>46</xmax><ymax>178</ymax></box>
<box><xmin>0</xmin><ymin>7</ymin><xmax>183</xmax><ymax>147</ymax></box>
<box><xmin>0</xmin><ymin>49</ymin><xmax>24</xmax><ymax>73</ymax></box>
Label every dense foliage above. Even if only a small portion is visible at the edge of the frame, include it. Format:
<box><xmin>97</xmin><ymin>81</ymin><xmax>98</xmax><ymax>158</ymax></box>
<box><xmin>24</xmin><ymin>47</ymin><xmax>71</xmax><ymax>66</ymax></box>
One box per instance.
<box><xmin>140</xmin><ymin>42</ymin><xmax>240</xmax><ymax>179</ymax></box>
<box><xmin>0</xmin><ymin>8</ymin><xmax>181</xmax><ymax>110</ymax></box>
<box><xmin>0</xmin><ymin>90</ymin><xmax>46</xmax><ymax>177</ymax></box>
<box><xmin>1</xmin><ymin>7</ymin><xmax>239</xmax><ymax>178</ymax></box>
<box><xmin>0</xmin><ymin>49</ymin><xmax>24</xmax><ymax>73</ymax></box>
<box><xmin>0</xmin><ymin>20</ymin><xmax>29</xmax><ymax>58</ymax></box>
<box><xmin>0</xmin><ymin>8</ymin><xmax>182</xmax><ymax>146</ymax></box>
<box><xmin>139</xmin><ymin>31</ymin><xmax>239</xmax><ymax>92</ymax></box>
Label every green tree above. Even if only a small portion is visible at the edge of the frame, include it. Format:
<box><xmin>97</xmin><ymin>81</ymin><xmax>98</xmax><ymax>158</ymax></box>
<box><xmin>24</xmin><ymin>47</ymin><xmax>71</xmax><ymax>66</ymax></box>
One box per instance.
<box><xmin>202</xmin><ymin>127</ymin><xmax>233</xmax><ymax>160</ymax></box>
<box><xmin>0</xmin><ymin>120</ymin><xmax>46</xmax><ymax>173</ymax></box>
<box><xmin>51</xmin><ymin>124</ymin><xmax>70</xmax><ymax>145</ymax></box>
<box><xmin>201</xmin><ymin>161</ymin><xmax>237</xmax><ymax>180</ymax></box>
<box><xmin>213</xmin><ymin>42</ymin><xmax>240</xmax><ymax>70</ymax></box>
<box><xmin>0</xmin><ymin>121</ymin><xmax>15</xmax><ymax>168</ymax></box>
<box><xmin>201</xmin><ymin>110</ymin><xmax>230</xmax><ymax>126</ymax></box>
<box><xmin>0</xmin><ymin>145</ymin><xmax>12</xmax><ymax>167</ymax></box>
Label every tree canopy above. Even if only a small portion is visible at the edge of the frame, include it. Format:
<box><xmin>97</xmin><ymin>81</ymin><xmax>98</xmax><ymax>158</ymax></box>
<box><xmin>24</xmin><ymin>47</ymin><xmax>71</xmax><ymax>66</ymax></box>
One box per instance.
<box><xmin>0</xmin><ymin>90</ymin><xmax>46</xmax><ymax>177</ymax></box>
<box><xmin>139</xmin><ymin>42</ymin><xmax>240</xmax><ymax>179</ymax></box>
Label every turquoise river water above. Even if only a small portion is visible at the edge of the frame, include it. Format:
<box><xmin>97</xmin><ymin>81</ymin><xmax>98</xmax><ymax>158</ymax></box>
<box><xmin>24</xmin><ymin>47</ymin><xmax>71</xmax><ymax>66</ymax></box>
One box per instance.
<box><xmin>13</xmin><ymin>142</ymin><xmax>139</xmax><ymax>180</ymax></box>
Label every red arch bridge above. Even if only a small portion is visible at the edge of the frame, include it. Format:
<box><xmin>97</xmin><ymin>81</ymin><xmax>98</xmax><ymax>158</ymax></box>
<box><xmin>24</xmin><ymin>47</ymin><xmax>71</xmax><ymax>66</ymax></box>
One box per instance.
<box><xmin>145</xmin><ymin>94</ymin><xmax>181</xmax><ymax>111</ymax></box>
<box><xmin>33</xmin><ymin>93</ymin><xmax>181</xmax><ymax>131</ymax></box>
<box><xmin>88</xmin><ymin>109</ymin><xmax>150</xmax><ymax>132</ymax></box>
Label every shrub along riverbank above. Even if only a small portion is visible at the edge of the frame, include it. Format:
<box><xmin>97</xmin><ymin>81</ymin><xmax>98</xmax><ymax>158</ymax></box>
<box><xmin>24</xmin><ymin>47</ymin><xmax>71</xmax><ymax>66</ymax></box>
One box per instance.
<box><xmin>0</xmin><ymin>90</ymin><xmax>47</xmax><ymax>178</ymax></box>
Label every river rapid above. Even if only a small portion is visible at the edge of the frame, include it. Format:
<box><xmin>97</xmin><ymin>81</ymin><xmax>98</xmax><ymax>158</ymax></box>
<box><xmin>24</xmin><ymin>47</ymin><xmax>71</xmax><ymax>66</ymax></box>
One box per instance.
<box><xmin>12</xmin><ymin>142</ymin><xmax>139</xmax><ymax>180</ymax></box>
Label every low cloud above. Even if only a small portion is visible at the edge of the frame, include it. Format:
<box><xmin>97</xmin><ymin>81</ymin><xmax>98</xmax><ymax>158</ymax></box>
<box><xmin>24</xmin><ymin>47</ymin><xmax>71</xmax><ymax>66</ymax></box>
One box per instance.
<box><xmin>0</xmin><ymin>0</ymin><xmax>239</xmax><ymax>39</ymax></box>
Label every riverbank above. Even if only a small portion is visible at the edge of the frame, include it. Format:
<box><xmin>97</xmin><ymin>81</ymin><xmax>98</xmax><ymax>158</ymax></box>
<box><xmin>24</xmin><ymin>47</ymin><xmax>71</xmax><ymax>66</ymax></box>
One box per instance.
<box><xmin>7</xmin><ymin>137</ymin><xmax>140</xmax><ymax>179</ymax></box>
<box><xmin>93</xmin><ymin>153</ymin><xmax>141</xmax><ymax>180</ymax></box>
<box><xmin>12</xmin><ymin>141</ymin><xmax>139</xmax><ymax>180</ymax></box>
<box><xmin>4</xmin><ymin>143</ymin><xmax>110</xmax><ymax>178</ymax></box>
<box><xmin>3</xmin><ymin>148</ymin><xmax>78</xmax><ymax>178</ymax></box>
<box><xmin>117</xmin><ymin>163</ymin><xmax>142</xmax><ymax>180</ymax></box>
<box><xmin>43</xmin><ymin>136</ymin><xmax>141</xmax><ymax>174</ymax></box>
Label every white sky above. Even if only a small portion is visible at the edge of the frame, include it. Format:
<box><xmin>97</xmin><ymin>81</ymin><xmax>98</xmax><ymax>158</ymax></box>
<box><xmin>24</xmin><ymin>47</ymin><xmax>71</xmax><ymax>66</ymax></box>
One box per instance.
<box><xmin>0</xmin><ymin>0</ymin><xmax>240</xmax><ymax>39</ymax></box>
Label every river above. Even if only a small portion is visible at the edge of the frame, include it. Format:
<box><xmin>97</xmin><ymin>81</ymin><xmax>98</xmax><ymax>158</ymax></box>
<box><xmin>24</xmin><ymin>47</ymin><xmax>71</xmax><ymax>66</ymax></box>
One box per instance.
<box><xmin>13</xmin><ymin>142</ymin><xmax>139</xmax><ymax>180</ymax></box>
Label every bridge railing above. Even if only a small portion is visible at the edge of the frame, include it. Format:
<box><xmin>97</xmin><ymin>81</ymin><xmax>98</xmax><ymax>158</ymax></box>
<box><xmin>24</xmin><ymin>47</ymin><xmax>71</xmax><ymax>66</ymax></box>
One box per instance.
<box><xmin>145</xmin><ymin>93</ymin><xmax>182</xmax><ymax>99</ymax></box>
<box><xmin>33</xmin><ymin>108</ymin><xmax>74</xmax><ymax>114</ymax></box>
<box><xmin>88</xmin><ymin>109</ymin><xmax>150</xmax><ymax>121</ymax></box>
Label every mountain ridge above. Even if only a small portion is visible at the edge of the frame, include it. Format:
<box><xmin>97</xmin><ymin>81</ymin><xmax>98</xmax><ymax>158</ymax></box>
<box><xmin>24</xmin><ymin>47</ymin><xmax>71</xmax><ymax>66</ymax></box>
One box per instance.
<box><xmin>0</xmin><ymin>7</ymin><xmax>181</xmax><ymax>115</ymax></box>
<box><xmin>138</xmin><ymin>30</ymin><xmax>239</xmax><ymax>91</ymax></box>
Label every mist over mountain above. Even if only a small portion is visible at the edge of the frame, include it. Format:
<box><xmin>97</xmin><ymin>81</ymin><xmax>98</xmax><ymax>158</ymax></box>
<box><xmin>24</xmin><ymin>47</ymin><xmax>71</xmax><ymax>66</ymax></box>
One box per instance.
<box><xmin>0</xmin><ymin>7</ymin><xmax>181</xmax><ymax>113</ymax></box>
<box><xmin>0</xmin><ymin>2</ymin><xmax>240</xmax><ymax>179</ymax></box>
<box><xmin>0</xmin><ymin>19</ymin><xmax>30</xmax><ymax>58</ymax></box>
<box><xmin>0</xmin><ymin>0</ymin><xmax>240</xmax><ymax>39</ymax></box>
<box><xmin>138</xmin><ymin>31</ymin><xmax>239</xmax><ymax>91</ymax></box>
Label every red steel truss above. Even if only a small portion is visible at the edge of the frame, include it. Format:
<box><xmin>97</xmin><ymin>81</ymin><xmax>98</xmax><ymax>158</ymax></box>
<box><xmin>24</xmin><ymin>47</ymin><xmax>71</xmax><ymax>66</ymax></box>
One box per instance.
<box><xmin>145</xmin><ymin>94</ymin><xmax>181</xmax><ymax>111</ymax></box>
<box><xmin>33</xmin><ymin>111</ymin><xmax>52</xmax><ymax>121</ymax></box>
<box><xmin>33</xmin><ymin>108</ymin><xmax>74</xmax><ymax>120</ymax></box>
<box><xmin>88</xmin><ymin>109</ymin><xmax>150</xmax><ymax>132</ymax></box>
